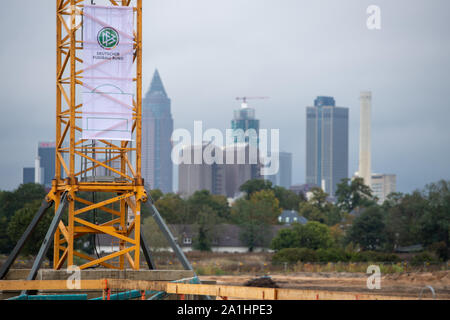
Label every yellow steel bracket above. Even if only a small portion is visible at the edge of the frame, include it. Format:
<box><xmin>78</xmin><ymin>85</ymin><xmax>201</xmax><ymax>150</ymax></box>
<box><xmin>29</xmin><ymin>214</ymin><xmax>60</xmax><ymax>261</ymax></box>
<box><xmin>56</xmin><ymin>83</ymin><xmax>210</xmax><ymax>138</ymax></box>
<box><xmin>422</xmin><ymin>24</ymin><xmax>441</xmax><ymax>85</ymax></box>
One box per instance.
<box><xmin>135</xmin><ymin>186</ymin><xmax>148</xmax><ymax>203</ymax></box>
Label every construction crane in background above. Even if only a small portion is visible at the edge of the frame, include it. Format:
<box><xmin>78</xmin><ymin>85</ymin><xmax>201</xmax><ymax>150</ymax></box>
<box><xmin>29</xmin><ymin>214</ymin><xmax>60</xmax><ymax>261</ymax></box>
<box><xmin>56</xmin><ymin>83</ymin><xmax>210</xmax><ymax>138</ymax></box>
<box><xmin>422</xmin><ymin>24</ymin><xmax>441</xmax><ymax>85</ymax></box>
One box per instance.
<box><xmin>236</xmin><ymin>96</ymin><xmax>270</xmax><ymax>104</ymax></box>
<box><xmin>236</xmin><ymin>96</ymin><xmax>270</xmax><ymax>109</ymax></box>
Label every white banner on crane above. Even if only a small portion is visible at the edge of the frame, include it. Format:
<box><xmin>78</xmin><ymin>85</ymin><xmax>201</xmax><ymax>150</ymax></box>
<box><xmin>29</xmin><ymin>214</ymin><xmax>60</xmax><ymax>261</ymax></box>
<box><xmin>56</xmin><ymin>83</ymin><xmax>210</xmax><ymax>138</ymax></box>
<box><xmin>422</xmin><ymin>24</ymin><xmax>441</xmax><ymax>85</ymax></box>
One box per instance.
<box><xmin>82</xmin><ymin>4</ymin><xmax>134</xmax><ymax>141</ymax></box>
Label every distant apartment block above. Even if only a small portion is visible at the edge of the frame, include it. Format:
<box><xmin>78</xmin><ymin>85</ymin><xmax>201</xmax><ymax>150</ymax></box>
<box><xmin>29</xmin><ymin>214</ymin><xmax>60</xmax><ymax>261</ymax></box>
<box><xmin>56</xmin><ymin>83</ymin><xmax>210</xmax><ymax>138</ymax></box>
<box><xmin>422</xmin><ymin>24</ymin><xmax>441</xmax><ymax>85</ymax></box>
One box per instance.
<box><xmin>38</xmin><ymin>142</ymin><xmax>56</xmax><ymax>189</ymax></box>
<box><xmin>371</xmin><ymin>173</ymin><xmax>396</xmax><ymax>204</ymax></box>
<box><xmin>178</xmin><ymin>143</ymin><xmax>261</xmax><ymax>198</ymax></box>
<box><xmin>223</xmin><ymin>143</ymin><xmax>261</xmax><ymax>198</ymax></box>
<box><xmin>178</xmin><ymin>143</ymin><xmax>226</xmax><ymax>197</ymax></box>
<box><xmin>23</xmin><ymin>167</ymin><xmax>35</xmax><ymax>184</ymax></box>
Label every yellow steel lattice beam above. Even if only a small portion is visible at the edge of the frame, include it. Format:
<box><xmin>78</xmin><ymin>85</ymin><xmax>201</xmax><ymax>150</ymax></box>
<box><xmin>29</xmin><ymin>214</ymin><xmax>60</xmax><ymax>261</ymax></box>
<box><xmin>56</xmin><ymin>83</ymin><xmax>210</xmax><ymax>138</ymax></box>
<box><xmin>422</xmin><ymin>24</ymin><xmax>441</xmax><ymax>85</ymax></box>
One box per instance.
<box><xmin>52</xmin><ymin>0</ymin><xmax>144</xmax><ymax>271</ymax></box>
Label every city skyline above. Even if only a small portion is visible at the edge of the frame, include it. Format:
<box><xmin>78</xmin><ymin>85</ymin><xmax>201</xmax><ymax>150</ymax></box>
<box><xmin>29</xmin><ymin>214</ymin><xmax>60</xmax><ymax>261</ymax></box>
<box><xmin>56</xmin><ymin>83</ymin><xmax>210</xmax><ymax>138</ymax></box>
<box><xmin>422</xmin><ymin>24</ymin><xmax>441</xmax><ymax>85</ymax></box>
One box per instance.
<box><xmin>1</xmin><ymin>0</ymin><xmax>449</xmax><ymax>193</ymax></box>
<box><xmin>10</xmin><ymin>81</ymin><xmax>444</xmax><ymax>195</ymax></box>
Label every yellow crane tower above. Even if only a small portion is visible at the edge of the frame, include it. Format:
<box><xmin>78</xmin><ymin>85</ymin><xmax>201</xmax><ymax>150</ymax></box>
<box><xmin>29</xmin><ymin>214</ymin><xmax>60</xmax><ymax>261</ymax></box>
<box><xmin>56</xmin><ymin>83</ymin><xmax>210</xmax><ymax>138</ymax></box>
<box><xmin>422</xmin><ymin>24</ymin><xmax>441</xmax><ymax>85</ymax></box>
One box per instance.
<box><xmin>51</xmin><ymin>0</ymin><xmax>146</xmax><ymax>271</ymax></box>
<box><xmin>0</xmin><ymin>0</ymin><xmax>193</xmax><ymax>282</ymax></box>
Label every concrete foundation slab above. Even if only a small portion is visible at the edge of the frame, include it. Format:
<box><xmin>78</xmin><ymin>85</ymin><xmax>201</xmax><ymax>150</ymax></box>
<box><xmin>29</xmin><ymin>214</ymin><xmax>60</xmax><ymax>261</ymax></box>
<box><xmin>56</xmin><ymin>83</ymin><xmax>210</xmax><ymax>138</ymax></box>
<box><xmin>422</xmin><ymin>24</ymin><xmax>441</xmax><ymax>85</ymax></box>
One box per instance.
<box><xmin>2</xmin><ymin>269</ymin><xmax>196</xmax><ymax>299</ymax></box>
<box><xmin>5</xmin><ymin>269</ymin><xmax>194</xmax><ymax>281</ymax></box>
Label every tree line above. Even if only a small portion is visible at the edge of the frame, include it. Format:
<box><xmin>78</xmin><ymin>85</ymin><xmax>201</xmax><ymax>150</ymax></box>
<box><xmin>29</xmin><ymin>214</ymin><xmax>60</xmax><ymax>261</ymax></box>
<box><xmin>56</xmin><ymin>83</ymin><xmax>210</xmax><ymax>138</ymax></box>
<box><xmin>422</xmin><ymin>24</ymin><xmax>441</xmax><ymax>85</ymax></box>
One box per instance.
<box><xmin>144</xmin><ymin>180</ymin><xmax>298</xmax><ymax>252</ymax></box>
<box><xmin>0</xmin><ymin>178</ymin><xmax>448</xmax><ymax>263</ymax></box>
<box><xmin>144</xmin><ymin>177</ymin><xmax>449</xmax><ymax>261</ymax></box>
<box><xmin>270</xmin><ymin>178</ymin><xmax>449</xmax><ymax>263</ymax></box>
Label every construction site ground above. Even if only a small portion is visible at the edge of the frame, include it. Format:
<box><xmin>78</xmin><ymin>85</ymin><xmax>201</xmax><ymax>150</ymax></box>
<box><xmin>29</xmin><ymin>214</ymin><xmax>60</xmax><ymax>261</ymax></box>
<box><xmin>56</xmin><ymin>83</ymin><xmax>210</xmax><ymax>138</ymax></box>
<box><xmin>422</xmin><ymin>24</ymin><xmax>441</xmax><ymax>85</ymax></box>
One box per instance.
<box><xmin>1</xmin><ymin>253</ymin><xmax>449</xmax><ymax>299</ymax></box>
<box><xmin>200</xmin><ymin>271</ymin><xmax>450</xmax><ymax>299</ymax></box>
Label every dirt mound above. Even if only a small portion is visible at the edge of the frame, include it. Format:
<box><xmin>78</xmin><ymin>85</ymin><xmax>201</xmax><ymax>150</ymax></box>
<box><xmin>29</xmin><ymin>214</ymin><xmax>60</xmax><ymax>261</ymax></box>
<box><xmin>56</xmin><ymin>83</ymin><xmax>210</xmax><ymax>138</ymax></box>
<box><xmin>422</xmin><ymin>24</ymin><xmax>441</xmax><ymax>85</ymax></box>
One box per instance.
<box><xmin>244</xmin><ymin>277</ymin><xmax>279</xmax><ymax>288</ymax></box>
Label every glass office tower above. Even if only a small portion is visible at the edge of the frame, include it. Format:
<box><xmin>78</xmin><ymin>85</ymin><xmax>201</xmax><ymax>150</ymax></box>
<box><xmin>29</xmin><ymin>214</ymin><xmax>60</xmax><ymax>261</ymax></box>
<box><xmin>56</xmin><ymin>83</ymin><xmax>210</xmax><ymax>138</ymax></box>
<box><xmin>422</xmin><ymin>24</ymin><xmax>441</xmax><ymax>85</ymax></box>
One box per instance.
<box><xmin>306</xmin><ymin>96</ymin><xmax>348</xmax><ymax>196</ymax></box>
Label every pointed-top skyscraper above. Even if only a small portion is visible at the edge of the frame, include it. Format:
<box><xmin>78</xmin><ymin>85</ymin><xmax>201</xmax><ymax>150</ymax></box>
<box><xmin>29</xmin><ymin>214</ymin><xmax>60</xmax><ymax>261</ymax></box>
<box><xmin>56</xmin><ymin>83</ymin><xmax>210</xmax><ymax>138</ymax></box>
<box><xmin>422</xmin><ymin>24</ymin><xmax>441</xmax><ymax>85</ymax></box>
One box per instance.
<box><xmin>142</xmin><ymin>70</ymin><xmax>173</xmax><ymax>193</ymax></box>
<box><xmin>146</xmin><ymin>69</ymin><xmax>167</xmax><ymax>98</ymax></box>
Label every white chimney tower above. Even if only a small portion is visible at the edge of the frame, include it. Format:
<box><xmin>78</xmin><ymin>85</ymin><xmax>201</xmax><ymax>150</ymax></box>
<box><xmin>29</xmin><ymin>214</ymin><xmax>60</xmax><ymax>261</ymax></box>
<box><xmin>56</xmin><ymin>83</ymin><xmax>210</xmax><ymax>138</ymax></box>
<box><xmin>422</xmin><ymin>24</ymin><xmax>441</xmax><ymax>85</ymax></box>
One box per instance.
<box><xmin>34</xmin><ymin>156</ymin><xmax>42</xmax><ymax>185</ymax></box>
<box><xmin>359</xmin><ymin>91</ymin><xmax>372</xmax><ymax>187</ymax></box>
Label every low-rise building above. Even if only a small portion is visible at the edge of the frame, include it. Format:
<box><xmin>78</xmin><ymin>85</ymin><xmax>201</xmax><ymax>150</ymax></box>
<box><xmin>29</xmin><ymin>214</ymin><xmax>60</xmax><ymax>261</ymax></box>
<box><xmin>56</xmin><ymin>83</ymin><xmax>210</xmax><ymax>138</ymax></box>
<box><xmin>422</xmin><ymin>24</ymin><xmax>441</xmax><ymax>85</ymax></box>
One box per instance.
<box><xmin>278</xmin><ymin>210</ymin><xmax>308</xmax><ymax>225</ymax></box>
<box><xmin>97</xmin><ymin>224</ymin><xmax>289</xmax><ymax>254</ymax></box>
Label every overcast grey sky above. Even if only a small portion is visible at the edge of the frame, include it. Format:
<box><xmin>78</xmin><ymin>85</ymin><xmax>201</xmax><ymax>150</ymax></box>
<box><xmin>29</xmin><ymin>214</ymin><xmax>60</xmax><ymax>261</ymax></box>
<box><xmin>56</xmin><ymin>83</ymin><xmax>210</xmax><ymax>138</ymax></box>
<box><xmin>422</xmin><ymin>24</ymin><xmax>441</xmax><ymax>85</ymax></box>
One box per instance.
<box><xmin>0</xmin><ymin>0</ymin><xmax>449</xmax><ymax>193</ymax></box>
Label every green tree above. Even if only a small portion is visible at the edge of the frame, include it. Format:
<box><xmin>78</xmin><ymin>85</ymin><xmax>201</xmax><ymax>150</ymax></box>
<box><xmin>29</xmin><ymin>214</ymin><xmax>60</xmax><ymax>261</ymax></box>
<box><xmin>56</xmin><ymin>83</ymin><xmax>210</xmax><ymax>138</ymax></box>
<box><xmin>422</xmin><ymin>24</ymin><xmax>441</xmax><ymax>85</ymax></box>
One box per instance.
<box><xmin>250</xmin><ymin>190</ymin><xmax>282</xmax><ymax>222</ymax></box>
<box><xmin>297</xmin><ymin>221</ymin><xmax>334</xmax><ymax>250</ymax></box>
<box><xmin>270</xmin><ymin>228</ymin><xmax>298</xmax><ymax>251</ymax></box>
<box><xmin>308</xmin><ymin>187</ymin><xmax>329</xmax><ymax>207</ymax></box>
<box><xmin>142</xmin><ymin>217</ymin><xmax>168</xmax><ymax>252</ymax></box>
<box><xmin>346</xmin><ymin>206</ymin><xmax>386</xmax><ymax>250</ymax></box>
<box><xmin>420</xmin><ymin>180</ymin><xmax>450</xmax><ymax>260</ymax></box>
<box><xmin>0</xmin><ymin>184</ymin><xmax>47</xmax><ymax>253</ymax></box>
<box><xmin>149</xmin><ymin>189</ymin><xmax>164</xmax><ymax>202</ymax></box>
<box><xmin>239</xmin><ymin>180</ymin><xmax>305</xmax><ymax>211</ymax></box>
<box><xmin>0</xmin><ymin>214</ymin><xmax>10</xmax><ymax>254</ymax></box>
<box><xmin>384</xmin><ymin>191</ymin><xmax>427</xmax><ymax>250</ymax></box>
<box><xmin>329</xmin><ymin>223</ymin><xmax>346</xmax><ymax>248</ymax></box>
<box><xmin>192</xmin><ymin>206</ymin><xmax>219</xmax><ymax>252</ymax></box>
<box><xmin>239</xmin><ymin>179</ymin><xmax>273</xmax><ymax>200</ymax></box>
<box><xmin>0</xmin><ymin>184</ymin><xmax>47</xmax><ymax>220</ymax></box>
<box><xmin>187</xmin><ymin>190</ymin><xmax>230</xmax><ymax>223</ymax></box>
<box><xmin>273</xmin><ymin>186</ymin><xmax>304</xmax><ymax>210</ymax></box>
<box><xmin>380</xmin><ymin>181</ymin><xmax>450</xmax><ymax>259</ymax></box>
<box><xmin>326</xmin><ymin>206</ymin><xmax>345</xmax><ymax>226</ymax></box>
<box><xmin>7</xmin><ymin>200</ymin><xmax>54</xmax><ymax>256</ymax></box>
<box><xmin>335</xmin><ymin>178</ymin><xmax>376</xmax><ymax>212</ymax></box>
<box><xmin>209</xmin><ymin>195</ymin><xmax>231</xmax><ymax>221</ymax></box>
<box><xmin>298</xmin><ymin>202</ymin><xmax>326</xmax><ymax>224</ymax></box>
<box><xmin>381</xmin><ymin>192</ymin><xmax>404</xmax><ymax>210</ymax></box>
<box><xmin>271</xmin><ymin>221</ymin><xmax>334</xmax><ymax>251</ymax></box>
<box><xmin>153</xmin><ymin>193</ymin><xmax>187</xmax><ymax>224</ymax></box>
<box><xmin>298</xmin><ymin>188</ymin><xmax>341</xmax><ymax>226</ymax></box>
<box><xmin>232</xmin><ymin>189</ymin><xmax>281</xmax><ymax>251</ymax></box>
